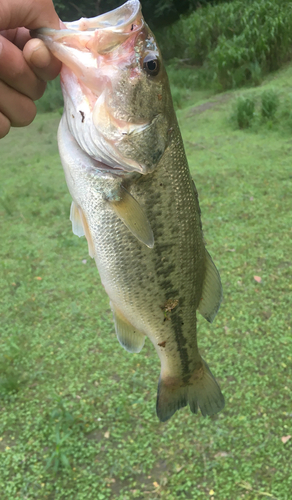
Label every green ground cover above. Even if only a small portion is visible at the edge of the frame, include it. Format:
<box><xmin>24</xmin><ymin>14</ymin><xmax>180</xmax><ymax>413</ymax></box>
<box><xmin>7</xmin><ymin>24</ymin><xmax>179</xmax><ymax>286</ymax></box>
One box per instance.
<box><xmin>0</xmin><ymin>64</ymin><xmax>292</xmax><ymax>499</ymax></box>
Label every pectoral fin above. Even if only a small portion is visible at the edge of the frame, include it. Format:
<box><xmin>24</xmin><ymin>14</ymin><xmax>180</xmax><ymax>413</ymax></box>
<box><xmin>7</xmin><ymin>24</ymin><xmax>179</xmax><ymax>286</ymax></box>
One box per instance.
<box><xmin>111</xmin><ymin>302</ymin><xmax>145</xmax><ymax>353</ymax></box>
<box><xmin>70</xmin><ymin>201</ymin><xmax>95</xmax><ymax>258</ymax></box>
<box><xmin>198</xmin><ymin>250</ymin><xmax>223</xmax><ymax>323</ymax></box>
<box><xmin>108</xmin><ymin>186</ymin><xmax>154</xmax><ymax>248</ymax></box>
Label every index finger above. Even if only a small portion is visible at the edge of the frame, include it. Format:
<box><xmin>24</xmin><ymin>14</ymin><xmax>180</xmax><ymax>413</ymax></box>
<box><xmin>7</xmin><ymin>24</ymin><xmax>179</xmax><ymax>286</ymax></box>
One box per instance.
<box><xmin>0</xmin><ymin>27</ymin><xmax>30</xmax><ymax>49</ymax></box>
<box><xmin>0</xmin><ymin>0</ymin><xmax>60</xmax><ymax>31</ymax></box>
<box><xmin>0</xmin><ymin>34</ymin><xmax>46</xmax><ymax>98</ymax></box>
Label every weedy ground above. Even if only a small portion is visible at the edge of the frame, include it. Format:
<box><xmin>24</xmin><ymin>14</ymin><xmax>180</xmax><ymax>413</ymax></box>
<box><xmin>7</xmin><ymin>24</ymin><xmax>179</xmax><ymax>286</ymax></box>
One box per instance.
<box><xmin>0</xmin><ymin>63</ymin><xmax>292</xmax><ymax>500</ymax></box>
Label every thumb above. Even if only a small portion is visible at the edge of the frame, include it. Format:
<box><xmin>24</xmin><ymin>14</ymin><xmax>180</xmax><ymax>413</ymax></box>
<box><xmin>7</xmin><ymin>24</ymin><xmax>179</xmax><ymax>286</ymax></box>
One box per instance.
<box><xmin>23</xmin><ymin>38</ymin><xmax>61</xmax><ymax>82</ymax></box>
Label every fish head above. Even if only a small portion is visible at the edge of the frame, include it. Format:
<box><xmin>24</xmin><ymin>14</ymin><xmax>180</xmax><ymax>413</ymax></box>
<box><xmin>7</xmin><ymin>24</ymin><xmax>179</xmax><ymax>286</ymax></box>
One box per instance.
<box><xmin>35</xmin><ymin>0</ymin><xmax>174</xmax><ymax>174</ymax></box>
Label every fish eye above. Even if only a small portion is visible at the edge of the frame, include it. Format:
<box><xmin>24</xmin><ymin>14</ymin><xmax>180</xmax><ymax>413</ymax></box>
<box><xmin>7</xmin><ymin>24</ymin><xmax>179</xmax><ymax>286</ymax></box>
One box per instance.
<box><xmin>143</xmin><ymin>54</ymin><xmax>160</xmax><ymax>77</ymax></box>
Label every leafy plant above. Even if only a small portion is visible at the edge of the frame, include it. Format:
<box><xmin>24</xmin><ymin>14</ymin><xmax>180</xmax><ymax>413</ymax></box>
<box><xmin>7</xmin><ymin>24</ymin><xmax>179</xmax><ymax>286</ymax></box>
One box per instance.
<box><xmin>0</xmin><ymin>335</ymin><xmax>25</xmax><ymax>397</ymax></box>
<box><xmin>157</xmin><ymin>0</ymin><xmax>292</xmax><ymax>89</ymax></box>
<box><xmin>278</xmin><ymin>92</ymin><xmax>292</xmax><ymax>129</ymax></box>
<box><xmin>170</xmin><ymin>86</ymin><xmax>184</xmax><ymax>109</ymax></box>
<box><xmin>232</xmin><ymin>95</ymin><xmax>255</xmax><ymax>129</ymax></box>
<box><xmin>45</xmin><ymin>395</ymin><xmax>75</xmax><ymax>472</ymax></box>
<box><xmin>36</xmin><ymin>78</ymin><xmax>64</xmax><ymax>114</ymax></box>
<box><xmin>45</xmin><ymin>426</ymin><xmax>72</xmax><ymax>473</ymax></box>
<box><xmin>261</xmin><ymin>89</ymin><xmax>279</xmax><ymax>120</ymax></box>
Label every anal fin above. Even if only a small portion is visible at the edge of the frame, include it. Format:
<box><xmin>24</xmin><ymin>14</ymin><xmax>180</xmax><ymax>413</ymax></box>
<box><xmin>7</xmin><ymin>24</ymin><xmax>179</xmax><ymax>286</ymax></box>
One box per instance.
<box><xmin>198</xmin><ymin>250</ymin><xmax>223</xmax><ymax>323</ymax></box>
<box><xmin>108</xmin><ymin>186</ymin><xmax>154</xmax><ymax>249</ymax></box>
<box><xmin>111</xmin><ymin>302</ymin><xmax>145</xmax><ymax>353</ymax></box>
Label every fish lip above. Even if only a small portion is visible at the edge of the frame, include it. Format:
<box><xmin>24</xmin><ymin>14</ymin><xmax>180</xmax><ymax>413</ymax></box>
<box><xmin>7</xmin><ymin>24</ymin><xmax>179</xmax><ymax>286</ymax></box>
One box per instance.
<box><xmin>35</xmin><ymin>0</ymin><xmax>142</xmax><ymax>38</ymax></box>
<box><xmin>64</xmin><ymin>0</ymin><xmax>141</xmax><ymax>32</ymax></box>
<box><xmin>33</xmin><ymin>1</ymin><xmax>144</xmax><ymax>61</ymax></box>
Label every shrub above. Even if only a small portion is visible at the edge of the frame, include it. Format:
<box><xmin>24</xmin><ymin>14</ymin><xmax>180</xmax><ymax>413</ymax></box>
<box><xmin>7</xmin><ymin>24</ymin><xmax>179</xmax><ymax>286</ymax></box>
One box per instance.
<box><xmin>261</xmin><ymin>89</ymin><xmax>280</xmax><ymax>120</ymax></box>
<box><xmin>36</xmin><ymin>78</ymin><xmax>64</xmax><ymax>113</ymax></box>
<box><xmin>278</xmin><ymin>93</ymin><xmax>292</xmax><ymax>130</ymax></box>
<box><xmin>170</xmin><ymin>86</ymin><xmax>184</xmax><ymax>109</ymax></box>
<box><xmin>166</xmin><ymin>62</ymin><xmax>211</xmax><ymax>91</ymax></box>
<box><xmin>233</xmin><ymin>95</ymin><xmax>255</xmax><ymax>129</ymax></box>
<box><xmin>156</xmin><ymin>0</ymin><xmax>292</xmax><ymax>90</ymax></box>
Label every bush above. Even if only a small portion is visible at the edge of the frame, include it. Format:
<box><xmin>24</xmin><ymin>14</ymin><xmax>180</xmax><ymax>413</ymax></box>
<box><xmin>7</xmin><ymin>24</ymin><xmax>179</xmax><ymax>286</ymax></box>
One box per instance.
<box><xmin>232</xmin><ymin>95</ymin><xmax>255</xmax><ymax>129</ymax></box>
<box><xmin>156</xmin><ymin>0</ymin><xmax>292</xmax><ymax>90</ymax></box>
<box><xmin>36</xmin><ymin>78</ymin><xmax>64</xmax><ymax>113</ymax></box>
<box><xmin>278</xmin><ymin>93</ymin><xmax>292</xmax><ymax>130</ymax></box>
<box><xmin>261</xmin><ymin>89</ymin><xmax>280</xmax><ymax>120</ymax></box>
<box><xmin>230</xmin><ymin>88</ymin><xmax>292</xmax><ymax>131</ymax></box>
<box><xmin>166</xmin><ymin>62</ymin><xmax>211</xmax><ymax>91</ymax></box>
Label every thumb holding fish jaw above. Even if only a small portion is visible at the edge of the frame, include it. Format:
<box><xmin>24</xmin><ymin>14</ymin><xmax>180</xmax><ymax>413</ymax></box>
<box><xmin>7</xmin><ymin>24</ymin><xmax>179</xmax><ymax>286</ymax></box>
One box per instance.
<box><xmin>0</xmin><ymin>0</ymin><xmax>61</xmax><ymax>139</ymax></box>
<box><xmin>23</xmin><ymin>37</ymin><xmax>61</xmax><ymax>82</ymax></box>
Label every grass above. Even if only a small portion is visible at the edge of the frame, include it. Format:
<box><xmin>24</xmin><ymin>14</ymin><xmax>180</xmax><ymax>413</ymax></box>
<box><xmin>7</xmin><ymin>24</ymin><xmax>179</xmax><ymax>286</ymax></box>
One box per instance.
<box><xmin>0</xmin><ymin>62</ymin><xmax>292</xmax><ymax>499</ymax></box>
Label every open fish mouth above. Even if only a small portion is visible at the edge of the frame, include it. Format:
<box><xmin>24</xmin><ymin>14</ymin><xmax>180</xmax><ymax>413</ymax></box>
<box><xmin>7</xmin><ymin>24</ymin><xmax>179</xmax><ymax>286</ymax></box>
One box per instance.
<box><xmin>35</xmin><ymin>0</ymin><xmax>143</xmax><ymax>54</ymax></box>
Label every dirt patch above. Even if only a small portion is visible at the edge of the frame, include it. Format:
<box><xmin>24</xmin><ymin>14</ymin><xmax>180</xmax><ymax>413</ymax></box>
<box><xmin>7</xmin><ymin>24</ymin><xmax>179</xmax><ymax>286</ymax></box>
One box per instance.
<box><xmin>108</xmin><ymin>458</ymin><xmax>196</xmax><ymax>499</ymax></box>
<box><xmin>188</xmin><ymin>93</ymin><xmax>232</xmax><ymax>116</ymax></box>
<box><xmin>85</xmin><ymin>429</ymin><xmax>104</xmax><ymax>442</ymax></box>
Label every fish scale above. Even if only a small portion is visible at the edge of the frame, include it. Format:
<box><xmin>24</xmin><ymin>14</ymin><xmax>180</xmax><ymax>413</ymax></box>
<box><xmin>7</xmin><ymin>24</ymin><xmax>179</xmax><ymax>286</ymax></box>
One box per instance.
<box><xmin>36</xmin><ymin>0</ymin><xmax>225</xmax><ymax>422</ymax></box>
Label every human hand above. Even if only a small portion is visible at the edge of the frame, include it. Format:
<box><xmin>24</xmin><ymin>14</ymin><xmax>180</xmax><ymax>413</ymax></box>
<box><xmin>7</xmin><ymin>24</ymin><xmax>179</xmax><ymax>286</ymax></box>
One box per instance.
<box><xmin>0</xmin><ymin>0</ymin><xmax>62</xmax><ymax>138</ymax></box>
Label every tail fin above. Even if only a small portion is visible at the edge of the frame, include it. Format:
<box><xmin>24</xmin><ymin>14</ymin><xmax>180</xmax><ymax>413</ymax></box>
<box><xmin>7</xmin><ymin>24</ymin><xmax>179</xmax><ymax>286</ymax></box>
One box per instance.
<box><xmin>156</xmin><ymin>359</ymin><xmax>224</xmax><ymax>422</ymax></box>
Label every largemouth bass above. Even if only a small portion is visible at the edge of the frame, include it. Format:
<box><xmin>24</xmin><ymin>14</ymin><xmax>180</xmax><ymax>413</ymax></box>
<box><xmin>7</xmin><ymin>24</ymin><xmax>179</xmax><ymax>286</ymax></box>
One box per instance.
<box><xmin>36</xmin><ymin>0</ymin><xmax>224</xmax><ymax>422</ymax></box>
